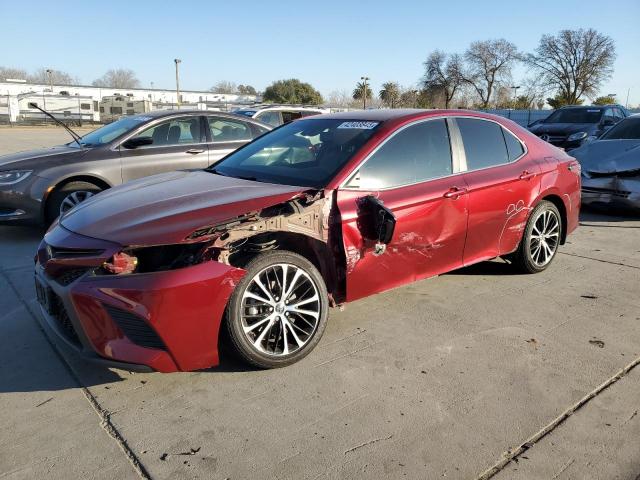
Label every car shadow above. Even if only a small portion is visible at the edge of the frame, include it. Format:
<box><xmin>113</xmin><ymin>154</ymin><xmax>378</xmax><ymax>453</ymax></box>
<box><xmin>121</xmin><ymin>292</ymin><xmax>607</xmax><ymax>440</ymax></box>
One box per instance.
<box><xmin>445</xmin><ymin>259</ymin><xmax>520</xmax><ymax>277</ymax></box>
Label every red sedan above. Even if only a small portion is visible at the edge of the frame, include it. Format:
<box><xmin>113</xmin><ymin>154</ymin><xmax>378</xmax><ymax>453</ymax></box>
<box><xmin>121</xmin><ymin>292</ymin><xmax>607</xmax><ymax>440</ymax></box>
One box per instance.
<box><xmin>35</xmin><ymin>110</ymin><xmax>581</xmax><ymax>372</ymax></box>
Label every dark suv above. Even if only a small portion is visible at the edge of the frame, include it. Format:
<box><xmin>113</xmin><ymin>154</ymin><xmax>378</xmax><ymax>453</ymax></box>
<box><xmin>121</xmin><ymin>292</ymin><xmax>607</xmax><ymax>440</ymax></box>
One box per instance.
<box><xmin>528</xmin><ymin>104</ymin><xmax>628</xmax><ymax>150</ymax></box>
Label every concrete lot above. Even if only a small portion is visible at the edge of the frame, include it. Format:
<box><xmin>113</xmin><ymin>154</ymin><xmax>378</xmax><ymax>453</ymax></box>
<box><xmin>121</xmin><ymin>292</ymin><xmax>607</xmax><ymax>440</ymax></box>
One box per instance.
<box><xmin>1</xmin><ymin>128</ymin><xmax>639</xmax><ymax>479</ymax></box>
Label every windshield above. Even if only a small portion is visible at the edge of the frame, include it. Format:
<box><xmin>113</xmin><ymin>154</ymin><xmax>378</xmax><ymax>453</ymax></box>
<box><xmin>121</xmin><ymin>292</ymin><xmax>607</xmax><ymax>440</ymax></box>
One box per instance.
<box><xmin>544</xmin><ymin>108</ymin><xmax>603</xmax><ymax>124</ymax></box>
<box><xmin>74</xmin><ymin>116</ymin><xmax>153</xmax><ymax>146</ymax></box>
<box><xmin>211</xmin><ymin>119</ymin><xmax>381</xmax><ymax>188</ymax></box>
<box><xmin>600</xmin><ymin>117</ymin><xmax>640</xmax><ymax>140</ymax></box>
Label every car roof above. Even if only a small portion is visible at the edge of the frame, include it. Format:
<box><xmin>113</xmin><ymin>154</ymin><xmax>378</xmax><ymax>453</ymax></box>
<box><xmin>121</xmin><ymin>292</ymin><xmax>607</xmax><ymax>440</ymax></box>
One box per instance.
<box><xmin>127</xmin><ymin>109</ymin><xmax>271</xmax><ymax>128</ymax></box>
<box><xmin>558</xmin><ymin>104</ymin><xmax>623</xmax><ymax>110</ymax></box>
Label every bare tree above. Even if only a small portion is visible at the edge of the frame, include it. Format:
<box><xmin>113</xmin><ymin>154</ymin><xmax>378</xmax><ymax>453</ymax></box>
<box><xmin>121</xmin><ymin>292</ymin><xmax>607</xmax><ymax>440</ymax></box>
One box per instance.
<box><xmin>462</xmin><ymin>39</ymin><xmax>519</xmax><ymax>108</ymax></box>
<box><xmin>92</xmin><ymin>69</ymin><xmax>140</xmax><ymax>88</ymax></box>
<box><xmin>526</xmin><ymin>28</ymin><xmax>615</xmax><ymax>105</ymax></box>
<box><xmin>210</xmin><ymin>81</ymin><xmax>238</xmax><ymax>94</ymax></box>
<box><xmin>379</xmin><ymin>82</ymin><xmax>401</xmax><ymax>108</ymax></box>
<box><xmin>326</xmin><ymin>89</ymin><xmax>356</xmax><ymax>108</ymax></box>
<box><xmin>422</xmin><ymin>51</ymin><xmax>464</xmax><ymax>108</ymax></box>
<box><xmin>30</xmin><ymin>68</ymin><xmax>78</xmax><ymax>85</ymax></box>
<box><xmin>0</xmin><ymin>66</ymin><xmax>28</xmax><ymax>81</ymax></box>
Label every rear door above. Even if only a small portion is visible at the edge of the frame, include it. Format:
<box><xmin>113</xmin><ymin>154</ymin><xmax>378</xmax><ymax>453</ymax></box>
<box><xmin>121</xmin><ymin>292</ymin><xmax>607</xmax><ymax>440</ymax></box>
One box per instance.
<box><xmin>336</xmin><ymin>118</ymin><xmax>469</xmax><ymax>301</ymax></box>
<box><xmin>454</xmin><ymin>117</ymin><xmax>541</xmax><ymax>265</ymax></box>
<box><xmin>205</xmin><ymin>115</ymin><xmax>257</xmax><ymax>166</ymax></box>
<box><xmin>119</xmin><ymin>115</ymin><xmax>209</xmax><ymax>182</ymax></box>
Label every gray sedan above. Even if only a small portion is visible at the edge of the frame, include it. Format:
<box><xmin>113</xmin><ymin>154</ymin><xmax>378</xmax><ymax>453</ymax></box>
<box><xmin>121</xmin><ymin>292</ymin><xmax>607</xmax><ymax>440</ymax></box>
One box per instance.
<box><xmin>572</xmin><ymin>115</ymin><xmax>640</xmax><ymax>211</ymax></box>
<box><xmin>0</xmin><ymin>110</ymin><xmax>271</xmax><ymax>226</ymax></box>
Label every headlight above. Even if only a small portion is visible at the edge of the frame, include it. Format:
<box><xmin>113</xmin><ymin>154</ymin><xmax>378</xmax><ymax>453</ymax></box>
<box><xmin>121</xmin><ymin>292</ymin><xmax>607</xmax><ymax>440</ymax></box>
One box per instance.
<box><xmin>100</xmin><ymin>242</ymin><xmax>209</xmax><ymax>275</ymax></box>
<box><xmin>567</xmin><ymin>132</ymin><xmax>588</xmax><ymax>142</ymax></box>
<box><xmin>0</xmin><ymin>170</ymin><xmax>32</xmax><ymax>185</ymax></box>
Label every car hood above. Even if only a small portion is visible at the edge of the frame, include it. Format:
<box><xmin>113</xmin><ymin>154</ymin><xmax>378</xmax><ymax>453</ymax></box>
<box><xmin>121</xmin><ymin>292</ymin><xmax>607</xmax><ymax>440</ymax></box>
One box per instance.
<box><xmin>0</xmin><ymin>145</ymin><xmax>89</xmax><ymax>170</ymax></box>
<box><xmin>572</xmin><ymin>139</ymin><xmax>640</xmax><ymax>175</ymax></box>
<box><xmin>529</xmin><ymin>123</ymin><xmax>596</xmax><ymax>135</ymax></box>
<box><xmin>60</xmin><ymin>170</ymin><xmax>308</xmax><ymax>246</ymax></box>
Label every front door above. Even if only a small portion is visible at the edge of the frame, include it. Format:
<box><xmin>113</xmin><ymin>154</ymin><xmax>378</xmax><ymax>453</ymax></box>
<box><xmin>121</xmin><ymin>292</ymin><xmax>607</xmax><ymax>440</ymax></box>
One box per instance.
<box><xmin>119</xmin><ymin>115</ymin><xmax>209</xmax><ymax>182</ymax></box>
<box><xmin>205</xmin><ymin>115</ymin><xmax>255</xmax><ymax>166</ymax></box>
<box><xmin>453</xmin><ymin>117</ymin><xmax>542</xmax><ymax>265</ymax></box>
<box><xmin>336</xmin><ymin>118</ymin><xmax>469</xmax><ymax>302</ymax></box>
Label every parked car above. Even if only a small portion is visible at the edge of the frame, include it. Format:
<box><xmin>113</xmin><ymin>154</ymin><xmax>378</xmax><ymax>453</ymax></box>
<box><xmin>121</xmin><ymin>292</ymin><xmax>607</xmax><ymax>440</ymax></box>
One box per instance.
<box><xmin>571</xmin><ymin>115</ymin><xmax>640</xmax><ymax>211</ymax></box>
<box><xmin>0</xmin><ymin>110</ymin><xmax>271</xmax><ymax>226</ymax></box>
<box><xmin>34</xmin><ymin>109</ymin><xmax>580</xmax><ymax>372</ymax></box>
<box><xmin>528</xmin><ymin>104</ymin><xmax>629</xmax><ymax>150</ymax></box>
<box><xmin>234</xmin><ymin>105</ymin><xmax>329</xmax><ymax>127</ymax></box>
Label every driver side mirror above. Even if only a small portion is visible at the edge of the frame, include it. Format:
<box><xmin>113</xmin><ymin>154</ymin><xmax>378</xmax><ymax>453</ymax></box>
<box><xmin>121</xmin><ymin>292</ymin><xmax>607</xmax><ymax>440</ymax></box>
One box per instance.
<box><xmin>122</xmin><ymin>137</ymin><xmax>153</xmax><ymax>149</ymax></box>
<box><xmin>601</xmin><ymin>118</ymin><xmax>615</xmax><ymax>128</ymax></box>
<box><xmin>356</xmin><ymin>195</ymin><xmax>396</xmax><ymax>255</ymax></box>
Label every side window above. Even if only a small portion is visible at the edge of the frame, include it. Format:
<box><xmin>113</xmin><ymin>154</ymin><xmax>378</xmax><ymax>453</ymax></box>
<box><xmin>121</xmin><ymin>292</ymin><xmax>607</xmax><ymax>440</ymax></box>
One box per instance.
<box><xmin>250</xmin><ymin>123</ymin><xmax>270</xmax><ymax>138</ymax></box>
<box><xmin>351</xmin><ymin>119</ymin><xmax>452</xmax><ymax>190</ymax></box>
<box><xmin>501</xmin><ymin>128</ymin><xmax>524</xmax><ymax>162</ymax></box>
<box><xmin>613</xmin><ymin>108</ymin><xmax>625</xmax><ymax>120</ymax></box>
<box><xmin>456</xmin><ymin>118</ymin><xmax>509</xmax><ymax>171</ymax></box>
<box><xmin>131</xmin><ymin>117</ymin><xmax>202</xmax><ymax>147</ymax></box>
<box><xmin>208</xmin><ymin>117</ymin><xmax>252</xmax><ymax>142</ymax></box>
<box><xmin>256</xmin><ymin>111</ymin><xmax>282</xmax><ymax>127</ymax></box>
<box><xmin>602</xmin><ymin>108</ymin><xmax>615</xmax><ymax>124</ymax></box>
<box><xmin>281</xmin><ymin>111</ymin><xmax>303</xmax><ymax>124</ymax></box>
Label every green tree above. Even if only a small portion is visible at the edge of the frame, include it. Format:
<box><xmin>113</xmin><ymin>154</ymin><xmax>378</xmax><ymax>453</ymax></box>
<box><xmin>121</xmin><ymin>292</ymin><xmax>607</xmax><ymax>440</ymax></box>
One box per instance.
<box><xmin>379</xmin><ymin>82</ymin><xmax>401</xmax><ymax>108</ymax></box>
<box><xmin>237</xmin><ymin>84</ymin><xmax>257</xmax><ymax>95</ymax></box>
<box><xmin>592</xmin><ymin>95</ymin><xmax>617</xmax><ymax>105</ymax></box>
<box><xmin>546</xmin><ymin>95</ymin><xmax>584</xmax><ymax>109</ymax></box>
<box><xmin>352</xmin><ymin>81</ymin><xmax>373</xmax><ymax>108</ymax></box>
<box><xmin>263</xmin><ymin>79</ymin><xmax>323</xmax><ymax>105</ymax></box>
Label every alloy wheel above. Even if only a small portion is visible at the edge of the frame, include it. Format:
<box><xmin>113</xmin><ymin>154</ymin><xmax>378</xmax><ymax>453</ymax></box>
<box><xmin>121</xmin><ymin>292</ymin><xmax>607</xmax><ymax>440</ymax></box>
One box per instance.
<box><xmin>529</xmin><ymin>209</ymin><xmax>560</xmax><ymax>267</ymax></box>
<box><xmin>59</xmin><ymin>191</ymin><xmax>95</xmax><ymax>215</ymax></box>
<box><xmin>240</xmin><ymin>263</ymin><xmax>320</xmax><ymax>357</ymax></box>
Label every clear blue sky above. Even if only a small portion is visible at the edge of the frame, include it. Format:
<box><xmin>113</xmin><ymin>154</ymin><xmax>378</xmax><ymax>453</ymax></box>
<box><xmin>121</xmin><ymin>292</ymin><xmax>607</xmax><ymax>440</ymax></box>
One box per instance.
<box><xmin>1</xmin><ymin>0</ymin><xmax>638</xmax><ymax>105</ymax></box>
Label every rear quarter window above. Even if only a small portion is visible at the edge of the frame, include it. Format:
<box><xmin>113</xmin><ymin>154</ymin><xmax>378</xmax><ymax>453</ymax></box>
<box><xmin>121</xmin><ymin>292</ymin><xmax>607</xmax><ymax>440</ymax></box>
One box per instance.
<box><xmin>457</xmin><ymin>118</ymin><xmax>509</xmax><ymax>170</ymax></box>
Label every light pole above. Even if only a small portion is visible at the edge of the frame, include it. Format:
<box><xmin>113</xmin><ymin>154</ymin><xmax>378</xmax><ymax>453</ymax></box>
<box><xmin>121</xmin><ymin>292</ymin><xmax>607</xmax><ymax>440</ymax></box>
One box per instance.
<box><xmin>174</xmin><ymin>59</ymin><xmax>181</xmax><ymax>108</ymax></box>
<box><xmin>360</xmin><ymin>76</ymin><xmax>369</xmax><ymax>110</ymax></box>
<box><xmin>46</xmin><ymin>69</ymin><xmax>53</xmax><ymax>92</ymax></box>
<box><xmin>511</xmin><ymin>85</ymin><xmax>520</xmax><ymax>108</ymax></box>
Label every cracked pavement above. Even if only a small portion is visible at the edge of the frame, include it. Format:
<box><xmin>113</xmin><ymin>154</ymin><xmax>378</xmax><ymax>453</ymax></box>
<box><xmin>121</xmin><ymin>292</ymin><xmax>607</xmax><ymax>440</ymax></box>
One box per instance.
<box><xmin>1</xmin><ymin>129</ymin><xmax>639</xmax><ymax>479</ymax></box>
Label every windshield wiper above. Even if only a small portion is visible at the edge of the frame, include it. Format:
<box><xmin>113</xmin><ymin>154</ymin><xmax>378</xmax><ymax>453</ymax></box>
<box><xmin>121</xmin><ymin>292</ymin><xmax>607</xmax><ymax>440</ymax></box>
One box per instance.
<box><xmin>27</xmin><ymin>103</ymin><xmax>84</xmax><ymax>147</ymax></box>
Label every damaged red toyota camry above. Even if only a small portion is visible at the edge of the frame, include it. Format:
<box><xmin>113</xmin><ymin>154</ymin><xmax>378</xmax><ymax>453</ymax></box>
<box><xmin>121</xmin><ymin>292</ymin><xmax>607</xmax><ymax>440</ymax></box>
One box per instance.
<box><xmin>35</xmin><ymin>110</ymin><xmax>581</xmax><ymax>372</ymax></box>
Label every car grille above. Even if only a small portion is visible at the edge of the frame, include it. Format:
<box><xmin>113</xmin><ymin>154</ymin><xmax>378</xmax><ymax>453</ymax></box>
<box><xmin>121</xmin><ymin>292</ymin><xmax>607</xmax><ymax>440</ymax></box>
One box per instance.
<box><xmin>54</xmin><ymin>268</ymin><xmax>91</xmax><ymax>286</ymax></box>
<box><xmin>582</xmin><ymin>186</ymin><xmax>631</xmax><ymax>198</ymax></box>
<box><xmin>537</xmin><ymin>134</ymin><xmax>566</xmax><ymax>145</ymax></box>
<box><xmin>103</xmin><ymin>304</ymin><xmax>167</xmax><ymax>350</ymax></box>
<box><xmin>47</xmin><ymin>246</ymin><xmax>104</xmax><ymax>259</ymax></box>
<box><xmin>52</xmin><ymin>294</ymin><xmax>81</xmax><ymax>346</ymax></box>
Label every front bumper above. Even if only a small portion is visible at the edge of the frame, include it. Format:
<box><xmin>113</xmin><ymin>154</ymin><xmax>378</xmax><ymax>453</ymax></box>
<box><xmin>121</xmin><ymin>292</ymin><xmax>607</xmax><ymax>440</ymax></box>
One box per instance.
<box><xmin>35</xmin><ymin>226</ymin><xmax>246</xmax><ymax>372</ymax></box>
<box><xmin>581</xmin><ymin>176</ymin><xmax>640</xmax><ymax>211</ymax></box>
<box><xmin>0</xmin><ymin>174</ymin><xmax>50</xmax><ymax>225</ymax></box>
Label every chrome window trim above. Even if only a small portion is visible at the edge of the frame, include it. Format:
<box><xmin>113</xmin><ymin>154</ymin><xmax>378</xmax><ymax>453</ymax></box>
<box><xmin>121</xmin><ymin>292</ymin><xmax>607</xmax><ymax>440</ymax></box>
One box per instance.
<box><xmin>339</xmin><ymin>115</ymin><xmax>529</xmax><ymax>190</ymax></box>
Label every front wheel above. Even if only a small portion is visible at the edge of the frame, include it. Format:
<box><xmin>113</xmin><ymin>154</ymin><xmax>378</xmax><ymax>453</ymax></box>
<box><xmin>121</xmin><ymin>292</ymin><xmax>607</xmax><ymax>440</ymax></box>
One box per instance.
<box><xmin>46</xmin><ymin>181</ymin><xmax>102</xmax><ymax>225</ymax></box>
<box><xmin>225</xmin><ymin>251</ymin><xmax>329</xmax><ymax>368</ymax></box>
<box><xmin>510</xmin><ymin>200</ymin><xmax>562</xmax><ymax>273</ymax></box>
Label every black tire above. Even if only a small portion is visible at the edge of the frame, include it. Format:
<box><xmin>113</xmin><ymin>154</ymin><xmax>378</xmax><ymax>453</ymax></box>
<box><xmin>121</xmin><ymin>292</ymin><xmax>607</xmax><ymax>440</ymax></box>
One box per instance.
<box><xmin>225</xmin><ymin>250</ymin><xmax>329</xmax><ymax>369</ymax></box>
<box><xmin>46</xmin><ymin>181</ymin><xmax>102</xmax><ymax>225</ymax></box>
<box><xmin>511</xmin><ymin>200</ymin><xmax>562</xmax><ymax>274</ymax></box>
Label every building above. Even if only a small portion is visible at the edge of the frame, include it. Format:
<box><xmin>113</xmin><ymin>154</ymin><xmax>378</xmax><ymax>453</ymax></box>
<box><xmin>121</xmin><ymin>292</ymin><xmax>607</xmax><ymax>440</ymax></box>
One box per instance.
<box><xmin>0</xmin><ymin>80</ymin><xmax>259</xmax><ymax>123</ymax></box>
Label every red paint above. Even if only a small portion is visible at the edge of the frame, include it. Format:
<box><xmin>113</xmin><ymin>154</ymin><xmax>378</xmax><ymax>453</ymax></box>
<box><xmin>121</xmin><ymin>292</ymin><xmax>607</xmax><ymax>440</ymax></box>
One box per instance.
<box><xmin>35</xmin><ymin>110</ymin><xmax>580</xmax><ymax>372</ymax></box>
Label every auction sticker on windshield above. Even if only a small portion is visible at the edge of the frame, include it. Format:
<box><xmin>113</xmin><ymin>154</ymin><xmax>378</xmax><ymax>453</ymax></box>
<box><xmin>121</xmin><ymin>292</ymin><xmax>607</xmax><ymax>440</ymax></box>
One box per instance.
<box><xmin>337</xmin><ymin>121</ymin><xmax>379</xmax><ymax>129</ymax></box>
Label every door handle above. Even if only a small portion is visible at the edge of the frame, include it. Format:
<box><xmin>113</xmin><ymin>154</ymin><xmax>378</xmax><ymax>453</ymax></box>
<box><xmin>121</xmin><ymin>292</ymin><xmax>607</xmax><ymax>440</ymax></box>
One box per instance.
<box><xmin>519</xmin><ymin>171</ymin><xmax>536</xmax><ymax>181</ymax></box>
<box><xmin>186</xmin><ymin>149</ymin><xmax>205</xmax><ymax>154</ymax></box>
<box><xmin>443</xmin><ymin>187</ymin><xmax>467</xmax><ymax>199</ymax></box>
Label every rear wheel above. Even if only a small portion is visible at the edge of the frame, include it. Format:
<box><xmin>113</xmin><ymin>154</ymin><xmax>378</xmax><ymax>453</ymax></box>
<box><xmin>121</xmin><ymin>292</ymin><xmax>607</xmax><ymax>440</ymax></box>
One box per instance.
<box><xmin>225</xmin><ymin>251</ymin><xmax>328</xmax><ymax>368</ymax></box>
<box><xmin>46</xmin><ymin>181</ymin><xmax>102</xmax><ymax>225</ymax></box>
<box><xmin>511</xmin><ymin>200</ymin><xmax>562</xmax><ymax>273</ymax></box>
